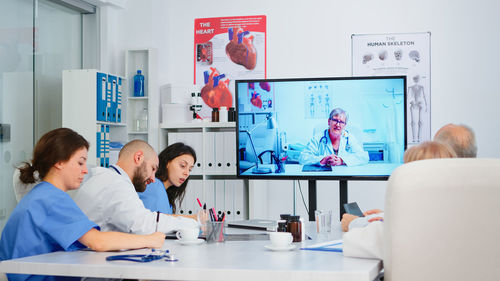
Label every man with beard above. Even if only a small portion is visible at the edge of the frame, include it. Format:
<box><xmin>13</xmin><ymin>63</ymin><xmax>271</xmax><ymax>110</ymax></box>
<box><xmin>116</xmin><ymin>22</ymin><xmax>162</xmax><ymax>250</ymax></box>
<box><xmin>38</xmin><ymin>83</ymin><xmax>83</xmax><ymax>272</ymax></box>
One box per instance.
<box><xmin>74</xmin><ymin>140</ymin><xmax>199</xmax><ymax>234</ymax></box>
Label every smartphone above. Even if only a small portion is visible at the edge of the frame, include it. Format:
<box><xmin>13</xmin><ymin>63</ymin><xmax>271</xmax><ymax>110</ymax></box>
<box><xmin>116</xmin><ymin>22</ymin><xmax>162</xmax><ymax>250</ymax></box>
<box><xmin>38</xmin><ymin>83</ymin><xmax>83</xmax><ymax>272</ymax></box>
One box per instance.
<box><xmin>343</xmin><ymin>202</ymin><xmax>364</xmax><ymax>217</ymax></box>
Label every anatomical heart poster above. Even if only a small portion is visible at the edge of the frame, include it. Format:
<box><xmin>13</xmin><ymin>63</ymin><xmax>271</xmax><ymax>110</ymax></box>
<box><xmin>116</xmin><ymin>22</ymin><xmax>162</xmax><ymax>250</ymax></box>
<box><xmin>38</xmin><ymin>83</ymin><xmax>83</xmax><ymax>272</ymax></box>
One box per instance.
<box><xmin>194</xmin><ymin>15</ymin><xmax>267</xmax><ymax>119</ymax></box>
<box><xmin>352</xmin><ymin>32</ymin><xmax>431</xmax><ymax>144</ymax></box>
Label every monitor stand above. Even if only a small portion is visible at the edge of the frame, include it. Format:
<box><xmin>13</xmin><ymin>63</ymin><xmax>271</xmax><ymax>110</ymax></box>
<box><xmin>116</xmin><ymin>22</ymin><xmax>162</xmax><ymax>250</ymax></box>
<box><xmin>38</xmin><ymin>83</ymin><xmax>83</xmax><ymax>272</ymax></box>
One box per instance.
<box><xmin>308</xmin><ymin>179</ymin><xmax>348</xmax><ymax>221</ymax></box>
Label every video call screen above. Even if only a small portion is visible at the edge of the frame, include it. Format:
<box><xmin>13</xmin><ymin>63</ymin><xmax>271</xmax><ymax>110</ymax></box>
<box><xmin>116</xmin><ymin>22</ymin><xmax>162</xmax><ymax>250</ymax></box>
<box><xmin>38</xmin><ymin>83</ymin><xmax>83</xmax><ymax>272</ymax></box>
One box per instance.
<box><xmin>236</xmin><ymin>76</ymin><xmax>407</xmax><ymax>179</ymax></box>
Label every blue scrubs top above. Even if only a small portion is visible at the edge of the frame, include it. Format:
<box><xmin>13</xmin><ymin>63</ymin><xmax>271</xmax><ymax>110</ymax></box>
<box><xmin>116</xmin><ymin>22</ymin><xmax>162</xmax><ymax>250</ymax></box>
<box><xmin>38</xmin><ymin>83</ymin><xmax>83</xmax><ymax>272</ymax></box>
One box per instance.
<box><xmin>0</xmin><ymin>181</ymin><xmax>98</xmax><ymax>281</ymax></box>
<box><xmin>138</xmin><ymin>178</ymin><xmax>173</xmax><ymax>214</ymax></box>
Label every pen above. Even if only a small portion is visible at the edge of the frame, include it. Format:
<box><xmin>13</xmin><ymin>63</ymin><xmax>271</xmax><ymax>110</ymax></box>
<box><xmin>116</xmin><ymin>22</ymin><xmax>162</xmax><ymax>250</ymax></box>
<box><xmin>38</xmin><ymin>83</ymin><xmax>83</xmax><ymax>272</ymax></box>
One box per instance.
<box><xmin>155</xmin><ymin>211</ymin><xmax>160</xmax><ymax>232</ymax></box>
<box><xmin>197</xmin><ymin>198</ymin><xmax>202</xmax><ymax>208</ymax></box>
<box><xmin>209</xmin><ymin>208</ymin><xmax>215</xmax><ymax>221</ymax></box>
<box><xmin>212</xmin><ymin>208</ymin><xmax>218</xmax><ymax>221</ymax></box>
<box><xmin>203</xmin><ymin>203</ymin><xmax>206</xmax><ymax>210</ymax></box>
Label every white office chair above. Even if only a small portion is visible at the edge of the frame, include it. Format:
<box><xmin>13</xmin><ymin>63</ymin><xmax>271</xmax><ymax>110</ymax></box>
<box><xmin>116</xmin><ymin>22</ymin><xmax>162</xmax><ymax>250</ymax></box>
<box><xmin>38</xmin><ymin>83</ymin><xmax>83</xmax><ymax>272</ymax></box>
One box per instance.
<box><xmin>384</xmin><ymin>158</ymin><xmax>500</xmax><ymax>281</ymax></box>
<box><xmin>12</xmin><ymin>164</ymin><xmax>99</xmax><ymax>202</ymax></box>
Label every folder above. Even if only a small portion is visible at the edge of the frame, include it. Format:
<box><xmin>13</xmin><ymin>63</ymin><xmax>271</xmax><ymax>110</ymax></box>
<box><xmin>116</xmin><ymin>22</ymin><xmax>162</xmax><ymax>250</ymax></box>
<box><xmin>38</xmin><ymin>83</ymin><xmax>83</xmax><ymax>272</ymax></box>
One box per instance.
<box><xmin>223</xmin><ymin>131</ymin><xmax>236</xmax><ymax>174</ymax></box>
<box><xmin>167</xmin><ymin>132</ymin><xmax>179</xmax><ymax>146</ymax></box>
<box><xmin>107</xmin><ymin>75</ymin><xmax>117</xmax><ymax>122</ymax></box>
<box><xmin>224</xmin><ymin>180</ymin><xmax>234</xmax><ymax>221</ymax></box>
<box><xmin>96</xmin><ymin>72</ymin><xmax>107</xmax><ymax>121</ymax></box>
<box><xmin>190</xmin><ymin>179</ymin><xmax>203</xmax><ymax>213</ymax></box>
<box><xmin>104</xmin><ymin>125</ymin><xmax>110</xmax><ymax>167</ymax></box>
<box><xmin>203</xmin><ymin>180</ymin><xmax>215</xmax><ymax>213</ymax></box>
<box><xmin>205</xmin><ymin>132</ymin><xmax>216</xmax><ymax>173</ymax></box>
<box><xmin>182</xmin><ymin>132</ymin><xmax>203</xmax><ymax>175</ymax></box>
<box><xmin>178</xmin><ymin>187</ymin><xmax>186</xmax><ymax>215</ymax></box>
<box><xmin>184</xmin><ymin>179</ymin><xmax>195</xmax><ymax>216</ymax></box>
<box><xmin>96</xmin><ymin>124</ymin><xmax>106</xmax><ymax>167</ymax></box>
<box><xmin>233</xmin><ymin>179</ymin><xmax>245</xmax><ymax>221</ymax></box>
<box><xmin>215</xmin><ymin>132</ymin><xmax>225</xmax><ymax>173</ymax></box>
<box><xmin>105</xmin><ymin>74</ymin><xmax>112</xmax><ymax>122</ymax></box>
<box><xmin>96</xmin><ymin>124</ymin><xmax>102</xmax><ymax>166</ymax></box>
<box><xmin>215</xmin><ymin>180</ymin><xmax>225</xmax><ymax>218</ymax></box>
<box><xmin>116</xmin><ymin>77</ymin><xmax>123</xmax><ymax>123</ymax></box>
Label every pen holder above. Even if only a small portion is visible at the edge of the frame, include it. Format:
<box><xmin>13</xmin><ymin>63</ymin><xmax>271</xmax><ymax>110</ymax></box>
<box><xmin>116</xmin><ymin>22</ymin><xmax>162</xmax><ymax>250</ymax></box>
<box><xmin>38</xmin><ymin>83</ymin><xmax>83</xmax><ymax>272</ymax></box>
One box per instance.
<box><xmin>272</xmin><ymin>153</ymin><xmax>285</xmax><ymax>174</ymax></box>
<box><xmin>275</xmin><ymin>160</ymin><xmax>285</xmax><ymax>173</ymax></box>
<box><xmin>204</xmin><ymin>221</ymin><xmax>225</xmax><ymax>243</ymax></box>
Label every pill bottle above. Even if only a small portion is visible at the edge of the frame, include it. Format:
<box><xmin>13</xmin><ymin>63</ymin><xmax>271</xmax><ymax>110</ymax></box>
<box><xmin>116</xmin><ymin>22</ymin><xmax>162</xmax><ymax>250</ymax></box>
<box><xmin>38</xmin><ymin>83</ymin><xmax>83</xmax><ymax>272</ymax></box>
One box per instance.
<box><xmin>219</xmin><ymin>106</ymin><xmax>228</xmax><ymax>122</ymax></box>
<box><xmin>288</xmin><ymin>215</ymin><xmax>302</xmax><ymax>242</ymax></box>
<box><xmin>228</xmin><ymin>107</ymin><xmax>236</xmax><ymax>122</ymax></box>
<box><xmin>280</xmin><ymin>214</ymin><xmax>291</xmax><ymax>231</ymax></box>
<box><xmin>211</xmin><ymin>107</ymin><xmax>219</xmax><ymax>122</ymax></box>
<box><xmin>277</xmin><ymin>220</ymin><xmax>288</xmax><ymax>232</ymax></box>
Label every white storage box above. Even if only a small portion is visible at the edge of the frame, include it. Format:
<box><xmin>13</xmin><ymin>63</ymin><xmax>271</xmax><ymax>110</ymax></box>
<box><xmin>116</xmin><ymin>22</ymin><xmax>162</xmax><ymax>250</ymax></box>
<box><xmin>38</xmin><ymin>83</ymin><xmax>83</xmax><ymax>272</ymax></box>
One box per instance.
<box><xmin>162</xmin><ymin>103</ymin><xmax>192</xmax><ymax>124</ymax></box>
<box><xmin>160</xmin><ymin>83</ymin><xmax>199</xmax><ymax>104</ymax></box>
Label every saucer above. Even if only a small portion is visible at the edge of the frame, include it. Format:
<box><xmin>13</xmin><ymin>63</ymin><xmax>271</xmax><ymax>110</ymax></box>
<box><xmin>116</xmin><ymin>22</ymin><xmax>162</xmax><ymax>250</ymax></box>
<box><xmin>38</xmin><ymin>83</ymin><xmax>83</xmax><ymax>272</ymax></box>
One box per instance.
<box><xmin>264</xmin><ymin>244</ymin><xmax>296</xmax><ymax>251</ymax></box>
<box><xmin>176</xmin><ymin>238</ymin><xmax>205</xmax><ymax>245</ymax></box>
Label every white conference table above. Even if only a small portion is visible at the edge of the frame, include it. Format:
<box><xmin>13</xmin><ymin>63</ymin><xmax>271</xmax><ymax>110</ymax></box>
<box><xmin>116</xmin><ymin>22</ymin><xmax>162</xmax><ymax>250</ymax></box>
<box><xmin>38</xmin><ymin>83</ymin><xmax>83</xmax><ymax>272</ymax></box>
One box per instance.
<box><xmin>0</xmin><ymin>225</ymin><xmax>382</xmax><ymax>281</ymax></box>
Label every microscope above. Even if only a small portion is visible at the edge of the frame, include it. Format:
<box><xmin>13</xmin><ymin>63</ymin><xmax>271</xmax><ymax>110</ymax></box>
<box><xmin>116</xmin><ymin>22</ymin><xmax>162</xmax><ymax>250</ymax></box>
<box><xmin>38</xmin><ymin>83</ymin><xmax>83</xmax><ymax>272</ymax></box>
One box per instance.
<box><xmin>190</xmin><ymin>91</ymin><xmax>202</xmax><ymax>122</ymax></box>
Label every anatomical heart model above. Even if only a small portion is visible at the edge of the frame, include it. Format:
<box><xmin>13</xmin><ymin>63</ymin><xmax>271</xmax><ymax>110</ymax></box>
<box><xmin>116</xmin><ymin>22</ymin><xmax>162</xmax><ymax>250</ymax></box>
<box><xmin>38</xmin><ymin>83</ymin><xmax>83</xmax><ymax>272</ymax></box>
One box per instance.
<box><xmin>201</xmin><ymin>67</ymin><xmax>232</xmax><ymax>108</ymax></box>
<box><xmin>225</xmin><ymin>27</ymin><xmax>257</xmax><ymax>70</ymax></box>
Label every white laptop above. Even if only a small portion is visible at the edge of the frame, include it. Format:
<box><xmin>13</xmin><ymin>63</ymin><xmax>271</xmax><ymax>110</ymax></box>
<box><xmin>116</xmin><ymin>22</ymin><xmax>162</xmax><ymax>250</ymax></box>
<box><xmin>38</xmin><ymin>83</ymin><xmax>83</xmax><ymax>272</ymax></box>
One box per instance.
<box><xmin>227</xmin><ymin>219</ymin><xmax>277</xmax><ymax>231</ymax></box>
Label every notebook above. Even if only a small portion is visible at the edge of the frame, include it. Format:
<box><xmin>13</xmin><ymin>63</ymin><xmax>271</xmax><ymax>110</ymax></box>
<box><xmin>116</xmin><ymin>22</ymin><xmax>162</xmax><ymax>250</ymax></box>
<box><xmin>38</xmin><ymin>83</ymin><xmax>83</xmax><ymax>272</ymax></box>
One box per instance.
<box><xmin>300</xmin><ymin>239</ymin><xmax>343</xmax><ymax>252</ymax></box>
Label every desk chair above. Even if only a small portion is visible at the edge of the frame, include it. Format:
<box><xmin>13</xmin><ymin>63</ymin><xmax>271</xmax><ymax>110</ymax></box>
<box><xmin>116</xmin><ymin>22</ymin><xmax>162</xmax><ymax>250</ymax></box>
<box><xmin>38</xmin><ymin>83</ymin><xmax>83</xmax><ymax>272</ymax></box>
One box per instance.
<box><xmin>12</xmin><ymin>164</ymin><xmax>99</xmax><ymax>202</ymax></box>
<box><xmin>384</xmin><ymin>158</ymin><xmax>500</xmax><ymax>281</ymax></box>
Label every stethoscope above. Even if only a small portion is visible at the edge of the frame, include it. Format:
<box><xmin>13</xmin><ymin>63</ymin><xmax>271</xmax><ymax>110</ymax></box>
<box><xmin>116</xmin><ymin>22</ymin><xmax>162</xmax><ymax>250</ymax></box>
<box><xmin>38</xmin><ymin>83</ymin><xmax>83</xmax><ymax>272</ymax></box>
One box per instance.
<box><xmin>319</xmin><ymin>129</ymin><xmax>352</xmax><ymax>152</ymax></box>
<box><xmin>106</xmin><ymin>249</ymin><xmax>178</xmax><ymax>262</ymax></box>
<box><xmin>110</xmin><ymin>165</ymin><xmax>121</xmax><ymax>175</ymax></box>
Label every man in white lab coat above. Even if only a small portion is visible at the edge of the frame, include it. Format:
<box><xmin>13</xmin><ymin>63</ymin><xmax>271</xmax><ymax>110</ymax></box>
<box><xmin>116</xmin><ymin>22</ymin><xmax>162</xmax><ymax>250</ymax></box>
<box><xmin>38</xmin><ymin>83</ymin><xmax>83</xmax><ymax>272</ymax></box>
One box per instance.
<box><xmin>74</xmin><ymin>140</ymin><xmax>199</xmax><ymax>234</ymax></box>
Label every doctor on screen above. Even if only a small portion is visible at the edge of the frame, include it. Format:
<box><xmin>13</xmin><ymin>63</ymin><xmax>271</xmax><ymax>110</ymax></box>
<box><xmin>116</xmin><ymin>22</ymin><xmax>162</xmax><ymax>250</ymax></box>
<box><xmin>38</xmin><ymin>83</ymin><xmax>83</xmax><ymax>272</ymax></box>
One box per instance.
<box><xmin>299</xmin><ymin>108</ymin><xmax>369</xmax><ymax>167</ymax></box>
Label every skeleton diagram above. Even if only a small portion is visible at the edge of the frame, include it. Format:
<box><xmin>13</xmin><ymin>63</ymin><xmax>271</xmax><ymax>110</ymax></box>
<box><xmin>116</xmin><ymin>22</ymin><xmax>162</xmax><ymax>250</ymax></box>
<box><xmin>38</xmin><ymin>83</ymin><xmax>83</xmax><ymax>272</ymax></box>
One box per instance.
<box><xmin>408</xmin><ymin>75</ymin><xmax>427</xmax><ymax>142</ymax></box>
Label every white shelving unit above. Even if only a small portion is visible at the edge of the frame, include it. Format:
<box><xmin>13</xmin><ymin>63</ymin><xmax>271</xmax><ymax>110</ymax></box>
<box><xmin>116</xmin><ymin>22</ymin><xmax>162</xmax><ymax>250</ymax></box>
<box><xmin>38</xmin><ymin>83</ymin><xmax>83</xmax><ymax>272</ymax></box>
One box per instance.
<box><xmin>159</xmin><ymin>122</ymin><xmax>237</xmax><ymax>175</ymax></box>
<box><xmin>62</xmin><ymin>69</ymin><xmax>128</xmax><ymax>167</ymax></box>
<box><xmin>125</xmin><ymin>49</ymin><xmax>159</xmax><ymax>151</ymax></box>
<box><xmin>159</xmin><ymin>122</ymin><xmax>248</xmax><ymax>221</ymax></box>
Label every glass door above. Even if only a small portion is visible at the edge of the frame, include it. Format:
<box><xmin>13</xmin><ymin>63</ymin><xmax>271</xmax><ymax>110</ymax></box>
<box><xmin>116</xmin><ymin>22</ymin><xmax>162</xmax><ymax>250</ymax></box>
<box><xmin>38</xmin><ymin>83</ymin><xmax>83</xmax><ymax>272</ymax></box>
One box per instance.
<box><xmin>0</xmin><ymin>0</ymin><xmax>34</xmax><ymax>231</ymax></box>
<box><xmin>0</xmin><ymin>0</ymin><xmax>89</xmax><ymax>232</ymax></box>
<box><xmin>34</xmin><ymin>0</ymin><xmax>82</xmax><ymax>139</ymax></box>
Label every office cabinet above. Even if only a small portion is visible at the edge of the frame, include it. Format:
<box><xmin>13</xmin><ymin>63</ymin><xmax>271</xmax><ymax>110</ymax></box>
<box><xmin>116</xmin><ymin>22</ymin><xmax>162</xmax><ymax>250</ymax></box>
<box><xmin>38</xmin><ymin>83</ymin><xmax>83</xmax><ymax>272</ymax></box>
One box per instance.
<box><xmin>62</xmin><ymin>69</ymin><xmax>127</xmax><ymax>167</ymax></box>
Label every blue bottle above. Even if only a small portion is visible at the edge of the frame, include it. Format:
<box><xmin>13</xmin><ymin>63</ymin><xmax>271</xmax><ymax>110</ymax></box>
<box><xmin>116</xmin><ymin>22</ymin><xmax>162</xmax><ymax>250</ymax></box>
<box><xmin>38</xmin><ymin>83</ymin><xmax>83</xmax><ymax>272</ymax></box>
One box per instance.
<box><xmin>133</xmin><ymin>70</ymin><xmax>145</xmax><ymax>97</ymax></box>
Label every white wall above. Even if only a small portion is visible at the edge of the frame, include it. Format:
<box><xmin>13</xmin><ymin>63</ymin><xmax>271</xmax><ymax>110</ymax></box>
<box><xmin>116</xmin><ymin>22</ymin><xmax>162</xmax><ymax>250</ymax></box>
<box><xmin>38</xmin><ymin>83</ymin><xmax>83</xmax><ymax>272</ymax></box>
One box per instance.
<box><xmin>104</xmin><ymin>0</ymin><xmax>500</xmax><ymax>220</ymax></box>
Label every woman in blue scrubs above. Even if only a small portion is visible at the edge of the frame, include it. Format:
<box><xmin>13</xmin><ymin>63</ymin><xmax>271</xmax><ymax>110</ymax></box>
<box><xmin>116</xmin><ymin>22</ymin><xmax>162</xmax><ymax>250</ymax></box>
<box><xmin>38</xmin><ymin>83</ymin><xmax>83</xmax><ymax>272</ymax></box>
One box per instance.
<box><xmin>0</xmin><ymin>128</ymin><xmax>165</xmax><ymax>281</ymax></box>
<box><xmin>139</xmin><ymin>142</ymin><xmax>198</xmax><ymax>217</ymax></box>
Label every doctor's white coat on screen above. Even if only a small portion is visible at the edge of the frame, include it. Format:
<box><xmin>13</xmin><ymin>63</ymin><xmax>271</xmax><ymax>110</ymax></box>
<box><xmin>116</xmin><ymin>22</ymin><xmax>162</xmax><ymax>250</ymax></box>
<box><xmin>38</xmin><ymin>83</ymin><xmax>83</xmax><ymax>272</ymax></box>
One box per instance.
<box><xmin>299</xmin><ymin>129</ymin><xmax>369</xmax><ymax>166</ymax></box>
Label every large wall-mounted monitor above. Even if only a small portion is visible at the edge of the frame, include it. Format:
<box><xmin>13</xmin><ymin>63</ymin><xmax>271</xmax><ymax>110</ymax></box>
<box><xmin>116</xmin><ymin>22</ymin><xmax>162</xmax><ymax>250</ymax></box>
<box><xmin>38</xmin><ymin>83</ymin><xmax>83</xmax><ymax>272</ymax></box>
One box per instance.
<box><xmin>236</xmin><ymin>76</ymin><xmax>407</xmax><ymax>180</ymax></box>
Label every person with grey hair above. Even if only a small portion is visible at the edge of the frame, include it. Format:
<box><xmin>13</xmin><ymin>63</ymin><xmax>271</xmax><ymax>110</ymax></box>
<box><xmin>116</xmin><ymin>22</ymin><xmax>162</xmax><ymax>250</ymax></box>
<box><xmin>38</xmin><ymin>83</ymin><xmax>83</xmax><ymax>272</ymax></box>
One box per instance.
<box><xmin>299</xmin><ymin>108</ymin><xmax>369</xmax><ymax>166</ymax></box>
<box><xmin>433</xmin><ymin>123</ymin><xmax>477</xmax><ymax>158</ymax></box>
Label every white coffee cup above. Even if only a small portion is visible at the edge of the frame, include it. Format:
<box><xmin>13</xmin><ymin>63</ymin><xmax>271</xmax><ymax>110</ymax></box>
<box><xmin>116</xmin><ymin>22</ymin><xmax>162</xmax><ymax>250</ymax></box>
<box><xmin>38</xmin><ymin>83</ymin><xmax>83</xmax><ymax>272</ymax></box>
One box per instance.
<box><xmin>269</xmin><ymin>232</ymin><xmax>293</xmax><ymax>248</ymax></box>
<box><xmin>176</xmin><ymin>228</ymin><xmax>199</xmax><ymax>242</ymax></box>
